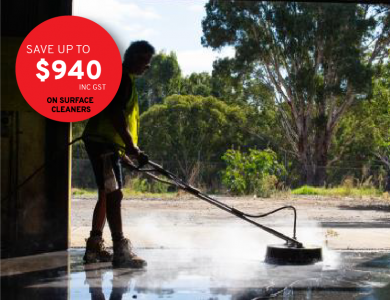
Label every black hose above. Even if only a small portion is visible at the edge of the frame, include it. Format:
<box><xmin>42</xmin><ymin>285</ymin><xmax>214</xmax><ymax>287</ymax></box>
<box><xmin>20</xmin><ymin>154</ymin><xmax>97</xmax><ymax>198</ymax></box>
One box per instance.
<box><xmin>242</xmin><ymin>206</ymin><xmax>297</xmax><ymax>240</ymax></box>
<box><xmin>131</xmin><ymin>161</ymin><xmax>300</xmax><ymax>244</ymax></box>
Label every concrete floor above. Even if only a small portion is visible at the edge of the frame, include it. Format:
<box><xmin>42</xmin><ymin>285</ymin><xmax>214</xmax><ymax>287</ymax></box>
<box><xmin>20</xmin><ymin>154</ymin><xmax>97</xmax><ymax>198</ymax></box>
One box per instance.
<box><xmin>3</xmin><ymin>196</ymin><xmax>389</xmax><ymax>299</ymax></box>
<box><xmin>2</xmin><ymin>248</ymin><xmax>390</xmax><ymax>299</ymax></box>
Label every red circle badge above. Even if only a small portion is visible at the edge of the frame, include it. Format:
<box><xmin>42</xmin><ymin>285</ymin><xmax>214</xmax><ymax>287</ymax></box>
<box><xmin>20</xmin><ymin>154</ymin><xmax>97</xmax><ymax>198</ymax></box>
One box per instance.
<box><xmin>16</xmin><ymin>16</ymin><xmax>122</xmax><ymax>122</ymax></box>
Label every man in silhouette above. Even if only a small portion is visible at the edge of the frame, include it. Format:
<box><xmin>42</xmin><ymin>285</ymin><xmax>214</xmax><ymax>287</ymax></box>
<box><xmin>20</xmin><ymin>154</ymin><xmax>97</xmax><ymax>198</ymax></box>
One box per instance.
<box><xmin>82</xmin><ymin>41</ymin><xmax>155</xmax><ymax>268</ymax></box>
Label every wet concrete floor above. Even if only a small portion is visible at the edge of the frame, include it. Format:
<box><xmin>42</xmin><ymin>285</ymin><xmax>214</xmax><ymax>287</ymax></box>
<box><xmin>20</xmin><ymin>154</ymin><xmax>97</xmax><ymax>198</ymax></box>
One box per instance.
<box><xmin>2</xmin><ymin>248</ymin><xmax>390</xmax><ymax>300</ymax></box>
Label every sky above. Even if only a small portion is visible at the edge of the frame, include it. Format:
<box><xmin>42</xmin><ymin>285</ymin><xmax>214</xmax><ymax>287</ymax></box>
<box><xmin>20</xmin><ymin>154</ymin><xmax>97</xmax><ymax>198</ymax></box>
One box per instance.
<box><xmin>72</xmin><ymin>0</ymin><xmax>234</xmax><ymax>76</ymax></box>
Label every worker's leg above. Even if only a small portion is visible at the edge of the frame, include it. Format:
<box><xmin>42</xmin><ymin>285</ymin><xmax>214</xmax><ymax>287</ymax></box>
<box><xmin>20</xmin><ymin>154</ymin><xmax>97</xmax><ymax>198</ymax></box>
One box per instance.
<box><xmin>91</xmin><ymin>189</ymin><xmax>107</xmax><ymax>235</ymax></box>
<box><xmin>106</xmin><ymin>188</ymin><xmax>147</xmax><ymax>269</ymax></box>
<box><xmin>84</xmin><ymin>188</ymin><xmax>112</xmax><ymax>263</ymax></box>
<box><xmin>84</xmin><ymin>189</ymin><xmax>112</xmax><ymax>263</ymax></box>
<box><xmin>106</xmin><ymin>189</ymin><xmax>124</xmax><ymax>242</ymax></box>
<box><xmin>83</xmin><ymin>140</ymin><xmax>113</xmax><ymax>263</ymax></box>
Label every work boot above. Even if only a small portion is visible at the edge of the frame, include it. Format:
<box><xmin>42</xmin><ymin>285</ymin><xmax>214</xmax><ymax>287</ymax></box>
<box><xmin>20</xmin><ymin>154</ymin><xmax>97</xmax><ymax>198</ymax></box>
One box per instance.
<box><xmin>83</xmin><ymin>236</ymin><xmax>113</xmax><ymax>263</ymax></box>
<box><xmin>112</xmin><ymin>238</ymin><xmax>147</xmax><ymax>269</ymax></box>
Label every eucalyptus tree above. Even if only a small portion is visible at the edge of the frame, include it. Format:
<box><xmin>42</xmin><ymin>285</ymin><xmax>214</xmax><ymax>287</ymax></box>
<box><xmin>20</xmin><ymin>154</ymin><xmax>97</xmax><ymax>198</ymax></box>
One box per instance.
<box><xmin>136</xmin><ymin>51</ymin><xmax>182</xmax><ymax>112</ymax></box>
<box><xmin>179</xmin><ymin>72</ymin><xmax>213</xmax><ymax>97</ymax></box>
<box><xmin>331</xmin><ymin>63</ymin><xmax>390</xmax><ymax>189</ymax></box>
<box><xmin>202</xmin><ymin>1</ymin><xmax>389</xmax><ymax>185</ymax></box>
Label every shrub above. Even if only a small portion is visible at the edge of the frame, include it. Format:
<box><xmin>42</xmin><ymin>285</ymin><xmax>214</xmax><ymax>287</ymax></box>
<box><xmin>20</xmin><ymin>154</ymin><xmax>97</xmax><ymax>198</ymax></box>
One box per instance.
<box><xmin>221</xmin><ymin>149</ymin><xmax>285</xmax><ymax>197</ymax></box>
<box><xmin>255</xmin><ymin>174</ymin><xmax>279</xmax><ymax>198</ymax></box>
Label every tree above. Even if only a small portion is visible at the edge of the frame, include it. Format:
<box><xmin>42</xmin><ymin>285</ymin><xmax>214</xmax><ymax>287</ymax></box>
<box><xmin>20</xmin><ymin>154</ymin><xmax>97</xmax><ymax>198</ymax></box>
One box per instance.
<box><xmin>202</xmin><ymin>2</ymin><xmax>389</xmax><ymax>185</ymax></box>
<box><xmin>330</xmin><ymin>63</ymin><xmax>390</xmax><ymax>189</ymax></box>
<box><xmin>211</xmin><ymin>57</ymin><xmax>274</xmax><ymax>109</ymax></box>
<box><xmin>179</xmin><ymin>72</ymin><xmax>213</xmax><ymax>97</ymax></box>
<box><xmin>371</xmin><ymin>64</ymin><xmax>390</xmax><ymax>190</ymax></box>
<box><xmin>136</xmin><ymin>51</ymin><xmax>182</xmax><ymax>113</ymax></box>
<box><xmin>139</xmin><ymin>95</ymin><xmax>248</xmax><ymax>184</ymax></box>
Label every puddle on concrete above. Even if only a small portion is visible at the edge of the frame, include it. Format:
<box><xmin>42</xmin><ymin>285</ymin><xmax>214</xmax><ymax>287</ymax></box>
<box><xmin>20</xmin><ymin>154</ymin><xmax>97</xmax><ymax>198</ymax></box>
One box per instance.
<box><xmin>2</xmin><ymin>249</ymin><xmax>390</xmax><ymax>300</ymax></box>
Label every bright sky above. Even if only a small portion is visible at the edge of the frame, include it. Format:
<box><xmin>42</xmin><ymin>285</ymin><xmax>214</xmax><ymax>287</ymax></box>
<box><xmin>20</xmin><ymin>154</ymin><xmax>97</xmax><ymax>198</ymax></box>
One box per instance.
<box><xmin>72</xmin><ymin>0</ymin><xmax>234</xmax><ymax>76</ymax></box>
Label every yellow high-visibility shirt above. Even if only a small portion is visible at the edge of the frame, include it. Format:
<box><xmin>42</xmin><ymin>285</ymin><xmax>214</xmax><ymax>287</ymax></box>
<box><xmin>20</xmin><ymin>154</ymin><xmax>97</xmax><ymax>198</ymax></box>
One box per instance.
<box><xmin>83</xmin><ymin>73</ymin><xmax>139</xmax><ymax>153</ymax></box>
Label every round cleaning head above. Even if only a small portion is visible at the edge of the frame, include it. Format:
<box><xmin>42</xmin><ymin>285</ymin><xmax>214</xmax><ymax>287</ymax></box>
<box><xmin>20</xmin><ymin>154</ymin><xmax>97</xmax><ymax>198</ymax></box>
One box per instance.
<box><xmin>265</xmin><ymin>244</ymin><xmax>322</xmax><ymax>265</ymax></box>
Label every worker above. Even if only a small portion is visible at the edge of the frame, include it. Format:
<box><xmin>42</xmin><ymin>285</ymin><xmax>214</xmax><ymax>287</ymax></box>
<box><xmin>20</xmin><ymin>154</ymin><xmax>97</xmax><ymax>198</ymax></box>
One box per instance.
<box><xmin>82</xmin><ymin>40</ymin><xmax>155</xmax><ymax>268</ymax></box>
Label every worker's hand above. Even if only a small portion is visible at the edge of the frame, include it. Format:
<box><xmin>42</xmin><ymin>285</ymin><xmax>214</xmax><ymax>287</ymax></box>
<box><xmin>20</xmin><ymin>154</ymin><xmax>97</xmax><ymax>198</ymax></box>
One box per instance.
<box><xmin>125</xmin><ymin>146</ymin><xmax>149</xmax><ymax>168</ymax></box>
<box><xmin>136</xmin><ymin>151</ymin><xmax>149</xmax><ymax>168</ymax></box>
<box><xmin>125</xmin><ymin>145</ymin><xmax>140</xmax><ymax>157</ymax></box>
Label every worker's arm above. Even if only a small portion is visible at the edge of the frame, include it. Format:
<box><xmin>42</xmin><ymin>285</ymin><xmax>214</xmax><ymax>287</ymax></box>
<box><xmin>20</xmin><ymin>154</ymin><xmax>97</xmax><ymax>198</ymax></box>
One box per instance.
<box><xmin>107</xmin><ymin>106</ymin><xmax>148</xmax><ymax>166</ymax></box>
<box><xmin>106</xmin><ymin>72</ymin><xmax>148</xmax><ymax>166</ymax></box>
<box><xmin>108</xmin><ymin>108</ymin><xmax>138</xmax><ymax>154</ymax></box>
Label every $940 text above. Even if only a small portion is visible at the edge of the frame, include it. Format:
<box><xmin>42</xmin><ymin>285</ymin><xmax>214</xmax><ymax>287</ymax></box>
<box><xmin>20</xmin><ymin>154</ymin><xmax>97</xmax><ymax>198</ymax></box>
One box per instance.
<box><xmin>36</xmin><ymin>59</ymin><xmax>101</xmax><ymax>82</ymax></box>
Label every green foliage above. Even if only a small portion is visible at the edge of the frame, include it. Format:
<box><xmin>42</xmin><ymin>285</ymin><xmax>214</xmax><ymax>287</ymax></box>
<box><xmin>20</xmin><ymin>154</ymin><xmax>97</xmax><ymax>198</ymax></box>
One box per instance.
<box><xmin>202</xmin><ymin>1</ymin><xmax>389</xmax><ymax>186</ymax></box>
<box><xmin>202</xmin><ymin>2</ymin><xmax>377</xmax><ymax>95</ymax></box>
<box><xmin>291</xmin><ymin>185</ymin><xmax>382</xmax><ymax>197</ymax></box>
<box><xmin>210</xmin><ymin>57</ymin><xmax>275</xmax><ymax>108</ymax></box>
<box><xmin>255</xmin><ymin>174</ymin><xmax>279</xmax><ymax>198</ymax></box>
<box><xmin>330</xmin><ymin>63</ymin><xmax>390</xmax><ymax>189</ymax></box>
<box><xmin>221</xmin><ymin>149</ymin><xmax>285</xmax><ymax>196</ymax></box>
<box><xmin>72</xmin><ymin>120</ymin><xmax>88</xmax><ymax>159</ymax></box>
<box><xmin>125</xmin><ymin>176</ymin><xmax>169</xmax><ymax>194</ymax></box>
<box><xmin>370</xmin><ymin>64</ymin><xmax>390</xmax><ymax>176</ymax></box>
<box><xmin>140</xmin><ymin>95</ymin><xmax>249</xmax><ymax>184</ymax></box>
<box><xmin>71</xmin><ymin>187</ymin><xmax>176</xmax><ymax>198</ymax></box>
<box><xmin>180</xmin><ymin>72</ymin><xmax>213</xmax><ymax>97</ymax></box>
<box><xmin>136</xmin><ymin>51</ymin><xmax>182</xmax><ymax>112</ymax></box>
<box><xmin>71</xmin><ymin>188</ymin><xmax>97</xmax><ymax>197</ymax></box>
<box><xmin>291</xmin><ymin>186</ymin><xmax>322</xmax><ymax>195</ymax></box>
<box><xmin>293</xmin><ymin>175</ymin><xmax>384</xmax><ymax>197</ymax></box>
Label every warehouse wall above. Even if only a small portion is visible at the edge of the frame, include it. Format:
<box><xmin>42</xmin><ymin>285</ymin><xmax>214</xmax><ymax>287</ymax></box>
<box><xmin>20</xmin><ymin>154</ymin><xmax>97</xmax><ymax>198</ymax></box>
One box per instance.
<box><xmin>1</xmin><ymin>0</ymin><xmax>73</xmax><ymax>258</ymax></box>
